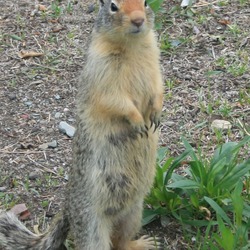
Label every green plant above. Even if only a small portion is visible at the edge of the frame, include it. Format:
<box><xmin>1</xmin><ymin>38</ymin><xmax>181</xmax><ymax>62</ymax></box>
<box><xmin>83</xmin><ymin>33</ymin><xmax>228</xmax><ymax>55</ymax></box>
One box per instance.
<box><xmin>239</xmin><ymin>0</ymin><xmax>248</xmax><ymax>6</ymax></box>
<box><xmin>239</xmin><ymin>89</ymin><xmax>250</xmax><ymax>106</ymax></box>
<box><xmin>227</xmin><ymin>63</ymin><xmax>248</xmax><ymax>77</ymax></box>
<box><xmin>41</xmin><ymin>200</ymin><xmax>49</xmax><ymax>209</ymax></box>
<box><xmin>147</xmin><ymin>0</ymin><xmax>164</xmax><ymax>12</ymax></box>
<box><xmin>144</xmin><ymin>136</ymin><xmax>250</xmax><ymax>248</ymax></box>
<box><xmin>160</xmin><ymin>35</ymin><xmax>172</xmax><ymax>51</ymax></box>
<box><xmin>51</xmin><ymin>1</ymin><xmax>63</xmax><ymax>18</ymax></box>
<box><xmin>0</xmin><ymin>193</ymin><xmax>16</xmax><ymax>209</ymax></box>
<box><xmin>218</xmin><ymin>101</ymin><xmax>232</xmax><ymax>117</ymax></box>
<box><xmin>227</xmin><ymin>24</ymin><xmax>241</xmax><ymax>37</ymax></box>
<box><xmin>143</xmin><ymin>147</ymin><xmax>190</xmax><ymax>225</ymax></box>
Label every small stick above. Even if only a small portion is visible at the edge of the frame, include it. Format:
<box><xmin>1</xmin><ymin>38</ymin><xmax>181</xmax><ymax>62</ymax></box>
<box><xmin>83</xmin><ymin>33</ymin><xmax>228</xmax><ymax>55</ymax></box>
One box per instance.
<box><xmin>27</xmin><ymin>155</ymin><xmax>64</xmax><ymax>179</ymax></box>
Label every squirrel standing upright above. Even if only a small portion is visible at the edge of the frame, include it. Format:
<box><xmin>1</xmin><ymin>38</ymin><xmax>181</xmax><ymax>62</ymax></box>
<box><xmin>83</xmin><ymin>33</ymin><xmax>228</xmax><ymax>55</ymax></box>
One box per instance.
<box><xmin>0</xmin><ymin>0</ymin><xmax>164</xmax><ymax>249</ymax></box>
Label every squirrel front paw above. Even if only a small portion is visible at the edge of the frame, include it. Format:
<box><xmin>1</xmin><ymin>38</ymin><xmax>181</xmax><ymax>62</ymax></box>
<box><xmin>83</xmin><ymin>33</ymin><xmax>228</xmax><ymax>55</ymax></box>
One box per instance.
<box><xmin>150</xmin><ymin>110</ymin><xmax>161</xmax><ymax>132</ymax></box>
<box><xmin>127</xmin><ymin>110</ymin><xmax>148</xmax><ymax>137</ymax></box>
<box><xmin>149</xmin><ymin>96</ymin><xmax>162</xmax><ymax>132</ymax></box>
<box><xmin>132</xmin><ymin>122</ymin><xmax>148</xmax><ymax>137</ymax></box>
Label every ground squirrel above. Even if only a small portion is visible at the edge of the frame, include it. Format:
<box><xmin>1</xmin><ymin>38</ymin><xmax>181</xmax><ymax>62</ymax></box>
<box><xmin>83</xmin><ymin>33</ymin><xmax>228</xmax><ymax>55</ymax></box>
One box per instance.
<box><xmin>0</xmin><ymin>0</ymin><xmax>163</xmax><ymax>249</ymax></box>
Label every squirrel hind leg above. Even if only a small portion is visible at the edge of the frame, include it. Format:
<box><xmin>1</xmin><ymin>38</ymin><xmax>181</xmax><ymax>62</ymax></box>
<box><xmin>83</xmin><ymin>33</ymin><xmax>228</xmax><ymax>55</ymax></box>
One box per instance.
<box><xmin>71</xmin><ymin>212</ymin><xmax>112</xmax><ymax>250</ymax></box>
<box><xmin>111</xmin><ymin>201</ymin><xmax>145</xmax><ymax>250</ymax></box>
<box><xmin>111</xmin><ymin>202</ymin><xmax>162</xmax><ymax>250</ymax></box>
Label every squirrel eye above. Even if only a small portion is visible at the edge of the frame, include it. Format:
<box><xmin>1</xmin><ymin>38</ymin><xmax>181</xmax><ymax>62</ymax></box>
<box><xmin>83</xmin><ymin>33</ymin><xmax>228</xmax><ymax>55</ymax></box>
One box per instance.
<box><xmin>111</xmin><ymin>2</ymin><xmax>118</xmax><ymax>12</ymax></box>
<box><xmin>144</xmin><ymin>0</ymin><xmax>148</xmax><ymax>7</ymax></box>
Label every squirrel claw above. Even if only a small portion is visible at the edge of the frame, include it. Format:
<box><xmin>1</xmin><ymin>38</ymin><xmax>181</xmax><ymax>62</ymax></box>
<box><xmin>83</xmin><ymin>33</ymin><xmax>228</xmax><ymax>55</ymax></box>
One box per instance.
<box><xmin>136</xmin><ymin>124</ymin><xmax>149</xmax><ymax>138</ymax></box>
<box><xmin>150</xmin><ymin>113</ymin><xmax>161</xmax><ymax>133</ymax></box>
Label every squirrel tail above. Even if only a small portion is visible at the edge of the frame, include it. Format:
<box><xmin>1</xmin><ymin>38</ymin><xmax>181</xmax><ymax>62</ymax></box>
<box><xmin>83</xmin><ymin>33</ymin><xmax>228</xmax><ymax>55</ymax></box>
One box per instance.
<box><xmin>0</xmin><ymin>210</ymin><xmax>69</xmax><ymax>250</ymax></box>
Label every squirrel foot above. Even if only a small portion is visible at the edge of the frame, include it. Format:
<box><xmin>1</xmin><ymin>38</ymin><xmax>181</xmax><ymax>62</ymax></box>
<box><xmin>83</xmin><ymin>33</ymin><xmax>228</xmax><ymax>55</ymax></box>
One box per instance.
<box><xmin>126</xmin><ymin>235</ymin><xmax>163</xmax><ymax>250</ymax></box>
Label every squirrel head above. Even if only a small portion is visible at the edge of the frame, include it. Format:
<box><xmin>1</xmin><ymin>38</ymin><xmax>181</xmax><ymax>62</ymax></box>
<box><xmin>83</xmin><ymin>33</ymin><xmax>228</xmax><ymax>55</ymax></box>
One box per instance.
<box><xmin>95</xmin><ymin>0</ymin><xmax>155</xmax><ymax>41</ymax></box>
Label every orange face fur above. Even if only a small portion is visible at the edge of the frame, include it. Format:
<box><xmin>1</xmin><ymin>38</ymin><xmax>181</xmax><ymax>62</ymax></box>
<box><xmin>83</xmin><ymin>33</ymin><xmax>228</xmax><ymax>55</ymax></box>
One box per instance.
<box><xmin>108</xmin><ymin>0</ymin><xmax>151</xmax><ymax>36</ymax></box>
<box><xmin>121</xmin><ymin>0</ymin><xmax>144</xmax><ymax>14</ymax></box>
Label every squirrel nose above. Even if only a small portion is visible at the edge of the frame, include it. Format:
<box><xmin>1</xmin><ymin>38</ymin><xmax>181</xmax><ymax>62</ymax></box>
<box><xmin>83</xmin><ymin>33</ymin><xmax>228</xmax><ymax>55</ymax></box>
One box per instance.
<box><xmin>131</xmin><ymin>18</ymin><xmax>144</xmax><ymax>28</ymax></box>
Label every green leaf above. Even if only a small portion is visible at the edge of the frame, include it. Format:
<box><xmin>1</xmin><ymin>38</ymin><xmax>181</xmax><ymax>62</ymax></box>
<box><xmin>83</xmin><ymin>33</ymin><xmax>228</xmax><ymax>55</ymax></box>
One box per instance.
<box><xmin>142</xmin><ymin>209</ymin><xmax>159</xmax><ymax>226</ymax></box>
<box><xmin>215</xmin><ymin>160</ymin><xmax>250</xmax><ymax>190</ymax></box>
<box><xmin>204</xmin><ymin>197</ymin><xmax>232</xmax><ymax>227</ymax></box>
<box><xmin>157</xmin><ymin>147</ymin><xmax>168</xmax><ymax>163</ymax></box>
<box><xmin>155</xmin><ymin>165</ymin><xmax>164</xmax><ymax>188</ymax></box>
<box><xmin>205</xmin><ymin>70</ymin><xmax>223</xmax><ymax>76</ymax></box>
<box><xmin>162</xmin><ymin>157</ymin><xmax>174</xmax><ymax>172</ymax></box>
<box><xmin>164</xmin><ymin>149</ymin><xmax>191</xmax><ymax>185</ymax></box>
<box><xmin>153</xmin><ymin>188</ymin><xmax>166</xmax><ymax>202</ymax></box>
<box><xmin>211</xmin><ymin>142</ymin><xmax>238</xmax><ymax>166</ymax></box>
<box><xmin>211</xmin><ymin>136</ymin><xmax>250</xmax><ymax>167</ymax></box>
<box><xmin>231</xmin><ymin>181</ymin><xmax>244</xmax><ymax>226</ymax></box>
<box><xmin>190</xmin><ymin>193</ymin><xmax>199</xmax><ymax>208</ymax></box>
<box><xmin>216</xmin><ymin>216</ymin><xmax>234</xmax><ymax>250</ymax></box>
<box><xmin>167</xmin><ymin>180</ymin><xmax>200</xmax><ymax>189</ymax></box>
<box><xmin>189</xmin><ymin>160</ymin><xmax>206</xmax><ymax>184</ymax></box>
<box><xmin>206</xmin><ymin>157</ymin><xmax>228</xmax><ymax>190</ymax></box>
<box><xmin>180</xmin><ymin>219</ymin><xmax>217</xmax><ymax>227</ymax></box>
<box><xmin>181</xmin><ymin>137</ymin><xmax>198</xmax><ymax>161</ymax></box>
<box><xmin>9</xmin><ymin>34</ymin><xmax>22</xmax><ymax>41</ymax></box>
<box><xmin>148</xmin><ymin>0</ymin><xmax>164</xmax><ymax>12</ymax></box>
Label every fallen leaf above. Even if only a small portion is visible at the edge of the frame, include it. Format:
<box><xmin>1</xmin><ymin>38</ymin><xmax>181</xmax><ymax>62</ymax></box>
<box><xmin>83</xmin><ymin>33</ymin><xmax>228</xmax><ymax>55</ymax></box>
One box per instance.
<box><xmin>38</xmin><ymin>4</ymin><xmax>47</xmax><ymax>11</ymax></box>
<box><xmin>10</xmin><ymin>204</ymin><xmax>31</xmax><ymax>220</ymax></box>
<box><xmin>199</xmin><ymin>206</ymin><xmax>211</xmax><ymax>220</ymax></box>
<box><xmin>218</xmin><ymin>19</ymin><xmax>231</xmax><ymax>25</ymax></box>
<box><xmin>49</xmin><ymin>19</ymin><xmax>59</xmax><ymax>23</ymax></box>
<box><xmin>18</xmin><ymin>50</ymin><xmax>44</xmax><ymax>59</ymax></box>
<box><xmin>19</xmin><ymin>210</ymin><xmax>31</xmax><ymax>220</ymax></box>
<box><xmin>52</xmin><ymin>26</ymin><xmax>64</xmax><ymax>33</ymax></box>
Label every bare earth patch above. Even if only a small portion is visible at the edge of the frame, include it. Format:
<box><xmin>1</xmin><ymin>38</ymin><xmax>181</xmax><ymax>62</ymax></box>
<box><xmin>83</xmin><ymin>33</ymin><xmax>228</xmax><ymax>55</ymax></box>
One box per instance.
<box><xmin>0</xmin><ymin>0</ymin><xmax>249</xmax><ymax>249</ymax></box>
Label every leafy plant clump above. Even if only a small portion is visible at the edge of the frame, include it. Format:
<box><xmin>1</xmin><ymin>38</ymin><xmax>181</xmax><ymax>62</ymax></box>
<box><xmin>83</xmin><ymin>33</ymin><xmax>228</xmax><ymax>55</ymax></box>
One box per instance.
<box><xmin>144</xmin><ymin>136</ymin><xmax>250</xmax><ymax>249</ymax></box>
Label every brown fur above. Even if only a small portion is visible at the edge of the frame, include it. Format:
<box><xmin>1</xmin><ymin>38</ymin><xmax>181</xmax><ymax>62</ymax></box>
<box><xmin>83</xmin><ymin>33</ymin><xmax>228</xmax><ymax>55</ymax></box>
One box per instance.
<box><xmin>0</xmin><ymin>1</ymin><xmax>163</xmax><ymax>249</ymax></box>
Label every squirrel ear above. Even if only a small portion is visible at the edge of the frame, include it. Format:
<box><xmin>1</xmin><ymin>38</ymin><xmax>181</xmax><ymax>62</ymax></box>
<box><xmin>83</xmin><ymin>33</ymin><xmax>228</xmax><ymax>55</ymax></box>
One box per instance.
<box><xmin>99</xmin><ymin>0</ymin><xmax>105</xmax><ymax>6</ymax></box>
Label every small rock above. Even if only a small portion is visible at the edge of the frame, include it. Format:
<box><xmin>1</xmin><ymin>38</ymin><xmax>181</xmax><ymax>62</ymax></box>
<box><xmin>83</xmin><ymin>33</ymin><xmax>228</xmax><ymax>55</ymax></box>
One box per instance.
<box><xmin>211</xmin><ymin>119</ymin><xmax>232</xmax><ymax>130</ymax></box>
<box><xmin>59</xmin><ymin>121</ymin><xmax>75</xmax><ymax>138</ymax></box>
<box><xmin>54</xmin><ymin>94</ymin><xmax>61</xmax><ymax>100</ymax></box>
<box><xmin>39</xmin><ymin>140</ymin><xmax>58</xmax><ymax>150</ymax></box>
<box><xmin>32</xmin><ymin>113</ymin><xmax>41</xmax><ymax>118</ymax></box>
<box><xmin>184</xmin><ymin>75</ymin><xmax>192</xmax><ymax>80</ymax></box>
<box><xmin>171</xmin><ymin>40</ymin><xmax>182</xmax><ymax>47</ymax></box>
<box><xmin>28</xmin><ymin>172</ymin><xmax>39</xmax><ymax>180</ymax></box>
<box><xmin>87</xmin><ymin>3</ymin><xmax>95</xmax><ymax>13</ymax></box>
<box><xmin>8</xmin><ymin>94</ymin><xmax>16</xmax><ymax>100</ymax></box>
<box><xmin>0</xmin><ymin>186</ymin><xmax>7</xmax><ymax>192</ymax></box>
<box><xmin>165</xmin><ymin>121</ymin><xmax>175</xmax><ymax>127</ymax></box>
<box><xmin>55</xmin><ymin>112</ymin><xmax>62</xmax><ymax>119</ymax></box>
<box><xmin>47</xmin><ymin>140</ymin><xmax>58</xmax><ymax>148</ymax></box>
<box><xmin>31</xmin><ymin>126</ymin><xmax>40</xmax><ymax>133</ymax></box>
<box><xmin>25</xmin><ymin>101</ymin><xmax>33</xmax><ymax>107</ymax></box>
<box><xmin>181</xmin><ymin>0</ymin><xmax>190</xmax><ymax>7</ymax></box>
<box><xmin>193</xmin><ymin>26</ymin><xmax>200</xmax><ymax>35</ymax></box>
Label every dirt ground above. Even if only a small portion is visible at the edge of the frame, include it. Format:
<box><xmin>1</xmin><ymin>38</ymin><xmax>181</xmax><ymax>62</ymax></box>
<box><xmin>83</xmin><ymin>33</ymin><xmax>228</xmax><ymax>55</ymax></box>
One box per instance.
<box><xmin>0</xmin><ymin>0</ymin><xmax>249</xmax><ymax>249</ymax></box>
